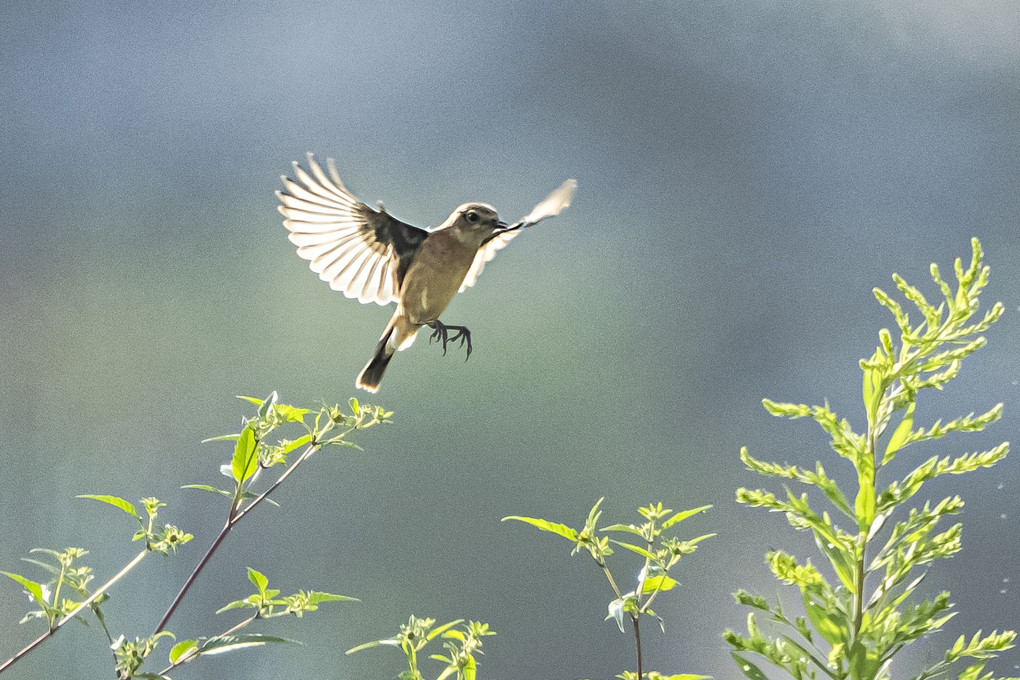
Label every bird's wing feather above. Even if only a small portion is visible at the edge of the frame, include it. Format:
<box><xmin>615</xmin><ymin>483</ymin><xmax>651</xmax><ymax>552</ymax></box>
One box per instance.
<box><xmin>459</xmin><ymin>229</ymin><xmax>523</xmax><ymax>292</ymax></box>
<box><xmin>458</xmin><ymin>179</ymin><xmax>577</xmax><ymax>292</ymax></box>
<box><xmin>278</xmin><ymin>154</ymin><xmax>427</xmax><ymax>305</ymax></box>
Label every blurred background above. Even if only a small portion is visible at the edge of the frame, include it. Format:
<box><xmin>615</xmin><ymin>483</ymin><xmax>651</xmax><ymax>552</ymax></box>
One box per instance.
<box><xmin>2</xmin><ymin>1</ymin><xmax>1018</xmax><ymax>678</ymax></box>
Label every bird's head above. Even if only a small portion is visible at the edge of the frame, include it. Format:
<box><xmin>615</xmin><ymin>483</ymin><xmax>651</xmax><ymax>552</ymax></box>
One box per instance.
<box><xmin>449</xmin><ymin>203</ymin><xmax>509</xmax><ymax>238</ymax></box>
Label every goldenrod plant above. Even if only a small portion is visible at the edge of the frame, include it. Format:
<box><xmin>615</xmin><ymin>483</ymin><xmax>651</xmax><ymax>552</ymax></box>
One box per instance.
<box><xmin>726</xmin><ymin>239</ymin><xmax>1016</xmax><ymax>680</ymax></box>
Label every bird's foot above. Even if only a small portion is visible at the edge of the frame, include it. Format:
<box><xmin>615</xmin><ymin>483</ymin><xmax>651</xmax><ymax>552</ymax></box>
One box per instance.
<box><xmin>427</xmin><ymin>320</ymin><xmax>472</xmax><ymax>360</ymax></box>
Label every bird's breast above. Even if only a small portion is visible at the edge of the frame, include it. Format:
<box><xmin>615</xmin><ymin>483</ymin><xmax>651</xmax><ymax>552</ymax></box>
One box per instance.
<box><xmin>399</xmin><ymin>233</ymin><xmax>478</xmax><ymax>324</ymax></box>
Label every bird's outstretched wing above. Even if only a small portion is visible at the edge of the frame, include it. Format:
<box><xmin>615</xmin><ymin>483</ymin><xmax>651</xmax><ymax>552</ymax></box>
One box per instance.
<box><xmin>278</xmin><ymin>154</ymin><xmax>427</xmax><ymax>305</ymax></box>
<box><xmin>459</xmin><ymin>179</ymin><xmax>577</xmax><ymax>292</ymax></box>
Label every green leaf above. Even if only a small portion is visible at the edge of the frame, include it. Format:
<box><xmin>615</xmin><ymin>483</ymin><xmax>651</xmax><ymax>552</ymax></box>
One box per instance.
<box><xmin>855</xmin><ymin>480</ymin><xmax>876</xmax><ymax>530</ymax></box>
<box><xmin>236</xmin><ymin>395</ymin><xmax>265</xmax><ymax>407</ymax></box>
<box><xmin>642</xmin><ymin>574</ymin><xmax>678</xmax><ymax>594</ymax></box>
<box><xmin>231</xmin><ymin>426</ymin><xmax>258</xmax><ymax>484</ymax></box>
<box><xmin>181</xmin><ymin>484</ymin><xmax>233</xmax><ymax>499</ymax></box>
<box><xmin>257</xmin><ymin>391</ymin><xmax>278</xmax><ymax>418</ymax></box>
<box><xmin>247</xmin><ymin>567</ymin><xmax>268</xmax><ymax>595</ymax></box>
<box><xmin>273</xmin><ymin>403</ymin><xmax>309</xmax><ymax>423</ymax></box>
<box><xmin>600</xmin><ymin>523</ymin><xmax>645</xmax><ymax>536</ymax></box>
<box><xmin>201</xmin><ymin>433</ymin><xmax>241</xmax><ymax>443</ymax></box>
<box><xmin>883</xmin><ymin>401</ymin><xmax>915</xmax><ymax>464</ymax></box>
<box><xmin>426</xmin><ymin>619</ymin><xmax>463</xmax><ymax>641</ymax></box>
<box><xmin>19</xmin><ymin>558</ymin><xmax>60</xmax><ymax>576</ymax></box>
<box><xmin>2</xmin><ymin>571</ymin><xmax>46</xmax><ymax>605</ymax></box>
<box><xmin>215</xmin><ymin>599</ymin><xmax>253</xmax><ymax>614</ymax></box>
<box><xmin>168</xmin><ymin>639</ymin><xmax>199</xmax><ymax>664</ymax></box>
<box><xmin>862</xmin><ymin>352</ymin><xmax>885</xmax><ymax>423</ymax></box>
<box><xmin>280</xmin><ymin>434</ymin><xmax>313</xmax><ymax>455</ymax></box>
<box><xmin>345</xmin><ymin>639</ymin><xmax>401</xmax><ymax>655</ymax></box>
<box><xmin>731</xmin><ymin>653</ymin><xmax>770</xmax><ymax>680</ymax></box>
<box><xmin>305</xmin><ymin>591</ymin><xmax>359</xmax><ymax>605</ymax></box>
<box><xmin>661</xmin><ymin>505</ymin><xmax>712</xmax><ymax>529</ymax></box>
<box><xmin>77</xmin><ymin>495</ymin><xmax>139</xmax><ymax>518</ymax></box>
<box><xmin>610</xmin><ymin>541</ymin><xmax>657</xmax><ymax>560</ymax></box>
<box><xmin>501</xmin><ymin>516</ymin><xmax>578</xmax><ymax>542</ymax></box>
<box><xmin>197</xmin><ymin>634</ymin><xmax>298</xmax><ymax>656</ymax></box>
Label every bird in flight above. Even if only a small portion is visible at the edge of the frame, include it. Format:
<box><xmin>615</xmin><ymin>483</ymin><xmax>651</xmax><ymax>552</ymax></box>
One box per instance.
<box><xmin>277</xmin><ymin>154</ymin><xmax>576</xmax><ymax>393</ymax></box>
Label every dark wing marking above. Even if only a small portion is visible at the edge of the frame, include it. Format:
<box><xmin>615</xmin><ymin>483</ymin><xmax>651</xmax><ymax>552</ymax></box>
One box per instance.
<box><xmin>277</xmin><ymin>154</ymin><xmax>427</xmax><ymax>305</ymax></box>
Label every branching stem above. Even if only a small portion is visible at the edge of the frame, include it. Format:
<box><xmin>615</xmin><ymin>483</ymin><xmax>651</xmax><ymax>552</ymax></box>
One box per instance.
<box><xmin>0</xmin><ymin>549</ymin><xmax>148</xmax><ymax>675</ymax></box>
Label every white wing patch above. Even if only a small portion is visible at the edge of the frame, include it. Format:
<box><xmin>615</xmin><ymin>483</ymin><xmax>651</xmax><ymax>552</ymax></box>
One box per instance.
<box><xmin>459</xmin><ymin>229</ymin><xmax>523</xmax><ymax>292</ymax></box>
<box><xmin>277</xmin><ymin>154</ymin><xmax>400</xmax><ymax>306</ymax></box>
<box><xmin>458</xmin><ymin>178</ymin><xmax>576</xmax><ymax>292</ymax></box>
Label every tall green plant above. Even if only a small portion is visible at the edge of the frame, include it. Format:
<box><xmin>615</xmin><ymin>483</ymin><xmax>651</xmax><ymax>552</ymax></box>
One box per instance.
<box><xmin>504</xmin><ymin>499</ymin><xmax>714</xmax><ymax>680</ymax></box>
<box><xmin>725</xmin><ymin>238</ymin><xmax>1016</xmax><ymax>680</ymax></box>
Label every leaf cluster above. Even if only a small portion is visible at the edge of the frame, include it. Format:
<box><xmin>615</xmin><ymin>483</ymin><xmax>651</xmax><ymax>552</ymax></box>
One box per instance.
<box><xmin>1</xmin><ymin>393</ymin><xmax>389</xmax><ymax>679</ymax></box>
<box><xmin>504</xmin><ymin>499</ymin><xmax>714</xmax><ymax>679</ymax></box>
<box><xmin>347</xmin><ymin>616</ymin><xmax>495</xmax><ymax>680</ymax></box>
<box><xmin>728</xmin><ymin>239</ymin><xmax>1015</xmax><ymax>680</ymax></box>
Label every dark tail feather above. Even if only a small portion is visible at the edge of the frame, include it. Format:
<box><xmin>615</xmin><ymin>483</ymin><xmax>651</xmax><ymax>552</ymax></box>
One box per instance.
<box><xmin>356</xmin><ymin>334</ymin><xmax>395</xmax><ymax>393</ymax></box>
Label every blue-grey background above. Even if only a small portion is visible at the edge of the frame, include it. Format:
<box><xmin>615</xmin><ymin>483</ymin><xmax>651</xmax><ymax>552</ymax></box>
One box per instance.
<box><xmin>2</xmin><ymin>1</ymin><xmax>1018</xmax><ymax>678</ymax></box>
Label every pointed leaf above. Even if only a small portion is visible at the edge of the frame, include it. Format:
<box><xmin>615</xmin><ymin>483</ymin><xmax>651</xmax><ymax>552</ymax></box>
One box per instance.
<box><xmin>501</xmin><ymin>516</ymin><xmax>578</xmax><ymax>542</ymax></box>
<box><xmin>883</xmin><ymin>402</ymin><xmax>915</xmax><ymax>464</ymax></box>
<box><xmin>2</xmin><ymin>572</ymin><xmax>46</xmax><ymax>605</ymax></box>
<box><xmin>642</xmin><ymin>574</ymin><xmax>678</xmax><ymax>594</ymax></box>
<box><xmin>426</xmin><ymin>619</ymin><xmax>463</xmax><ymax>641</ymax></box>
<box><xmin>731</xmin><ymin>653</ymin><xmax>770</xmax><ymax>680</ymax></box>
<box><xmin>202</xmin><ymin>433</ymin><xmax>241</xmax><ymax>443</ymax></box>
<box><xmin>181</xmin><ymin>484</ymin><xmax>233</xmax><ymax>499</ymax></box>
<box><xmin>609</xmin><ymin>541</ymin><xmax>657</xmax><ymax>560</ymax></box>
<box><xmin>661</xmin><ymin>505</ymin><xmax>712</xmax><ymax>529</ymax></box>
<box><xmin>198</xmin><ymin>634</ymin><xmax>298</xmax><ymax>656</ymax></box>
<box><xmin>247</xmin><ymin>567</ymin><xmax>268</xmax><ymax>595</ymax></box>
<box><xmin>231</xmin><ymin>426</ymin><xmax>258</xmax><ymax>483</ymax></box>
<box><xmin>77</xmin><ymin>495</ymin><xmax>139</xmax><ymax>518</ymax></box>
<box><xmin>345</xmin><ymin>639</ymin><xmax>401</xmax><ymax>655</ymax></box>
<box><xmin>600</xmin><ymin>523</ymin><xmax>645</xmax><ymax>536</ymax></box>
<box><xmin>168</xmin><ymin>639</ymin><xmax>199</xmax><ymax>664</ymax></box>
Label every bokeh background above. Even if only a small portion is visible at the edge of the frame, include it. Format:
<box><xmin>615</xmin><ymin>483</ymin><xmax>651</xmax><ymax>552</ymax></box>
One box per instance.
<box><xmin>2</xmin><ymin>1</ymin><xmax>1019</xmax><ymax>678</ymax></box>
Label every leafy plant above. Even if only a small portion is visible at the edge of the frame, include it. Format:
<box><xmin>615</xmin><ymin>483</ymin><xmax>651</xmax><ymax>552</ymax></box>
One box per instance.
<box><xmin>725</xmin><ymin>238</ymin><xmax>1016</xmax><ymax>680</ymax></box>
<box><xmin>347</xmin><ymin>615</ymin><xmax>495</xmax><ymax>680</ymax></box>
<box><xmin>504</xmin><ymin>499</ymin><xmax>714</xmax><ymax>680</ymax></box>
<box><xmin>1</xmin><ymin>393</ymin><xmax>390</xmax><ymax>678</ymax></box>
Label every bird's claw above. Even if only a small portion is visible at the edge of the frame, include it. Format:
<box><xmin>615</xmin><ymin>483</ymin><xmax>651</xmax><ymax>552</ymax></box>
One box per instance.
<box><xmin>427</xmin><ymin>320</ymin><xmax>472</xmax><ymax>360</ymax></box>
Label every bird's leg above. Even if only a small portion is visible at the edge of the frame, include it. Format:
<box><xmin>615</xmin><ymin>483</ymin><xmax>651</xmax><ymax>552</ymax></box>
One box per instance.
<box><xmin>426</xmin><ymin>319</ymin><xmax>472</xmax><ymax>360</ymax></box>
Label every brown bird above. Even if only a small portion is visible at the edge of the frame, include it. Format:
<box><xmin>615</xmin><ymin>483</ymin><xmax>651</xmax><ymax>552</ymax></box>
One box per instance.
<box><xmin>277</xmin><ymin>154</ymin><xmax>576</xmax><ymax>392</ymax></box>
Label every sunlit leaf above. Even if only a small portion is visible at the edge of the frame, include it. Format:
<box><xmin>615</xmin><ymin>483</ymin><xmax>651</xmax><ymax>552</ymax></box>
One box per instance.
<box><xmin>168</xmin><ymin>639</ymin><xmax>199</xmax><ymax>664</ymax></box>
<box><xmin>77</xmin><ymin>495</ymin><xmax>139</xmax><ymax>518</ymax></box>
<box><xmin>501</xmin><ymin>516</ymin><xmax>578</xmax><ymax>542</ymax></box>
<box><xmin>231</xmin><ymin>426</ymin><xmax>258</xmax><ymax>483</ymax></box>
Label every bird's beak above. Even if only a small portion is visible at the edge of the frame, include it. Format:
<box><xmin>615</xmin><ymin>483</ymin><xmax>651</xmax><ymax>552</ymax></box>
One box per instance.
<box><xmin>495</xmin><ymin>220</ymin><xmax>510</xmax><ymax>231</ymax></box>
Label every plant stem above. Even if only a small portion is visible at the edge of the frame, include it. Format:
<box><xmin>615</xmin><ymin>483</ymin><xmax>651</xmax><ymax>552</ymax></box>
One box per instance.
<box><xmin>153</xmin><ymin>442</ymin><xmax>320</xmax><ymax>635</ymax></box>
<box><xmin>0</xmin><ymin>549</ymin><xmax>148</xmax><ymax>675</ymax></box>
<box><xmin>632</xmin><ymin>614</ymin><xmax>643</xmax><ymax>680</ymax></box>
<box><xmin>155</xmin><ymin>612</ymin><xmax>258</xmax><ymax>675</ymax></box>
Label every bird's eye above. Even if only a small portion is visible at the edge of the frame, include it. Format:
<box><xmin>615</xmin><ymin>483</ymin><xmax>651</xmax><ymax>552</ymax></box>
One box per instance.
<box><xmin>465</xmin><ymin>211</ymin><xmax>479</xmax><ymax>224</ymax></box>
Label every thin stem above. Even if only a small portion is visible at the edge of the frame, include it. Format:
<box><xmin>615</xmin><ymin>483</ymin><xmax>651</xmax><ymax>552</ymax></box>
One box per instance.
<box><xmin>155</xmin><ymin>613</ymin><xmax>258</xmax><ymax>675</ymax></box>
<box><xmin>632</xmin><ymin>614</ymin><xmax>643</xmax><ymax>680</ymax></box>
<box><xmin>153</xmin><ymin>442</ymin><xmax>321</xmax><ymax>635</ymax></box>
<box><xmin>0</xmin><ymin>549</ymin><xmax>148</xmax><ymax>676</ymax></box>
<box><xmin>598</xmin><ymin>561</ymin><xmax>623</xmax><ymax>599</ymax></box>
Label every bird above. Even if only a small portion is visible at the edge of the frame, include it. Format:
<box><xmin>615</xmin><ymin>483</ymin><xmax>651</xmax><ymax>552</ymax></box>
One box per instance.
<box><xmin>277</xmin><ymin>154</ymin><xmax>576</xmax><ymax>393</ymax></box>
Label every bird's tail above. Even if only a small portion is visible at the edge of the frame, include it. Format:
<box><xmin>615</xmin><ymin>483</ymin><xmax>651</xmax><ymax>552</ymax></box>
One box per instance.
<box><xmin>356</xmin><ymin>335</ymin><xmax>395</xmax><ymax>393</ymax></box>
<box><xmin>357</xmin><ymin>316</ymin><xmax>416</xmax><ymax>393</ymax></box>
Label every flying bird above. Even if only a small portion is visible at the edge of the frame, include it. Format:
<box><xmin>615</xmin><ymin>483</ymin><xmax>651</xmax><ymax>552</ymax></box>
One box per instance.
<box><xmin>277</xmin><ymin>154</ymin><xmax>576</xmax><ymax>392</ymax></box>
